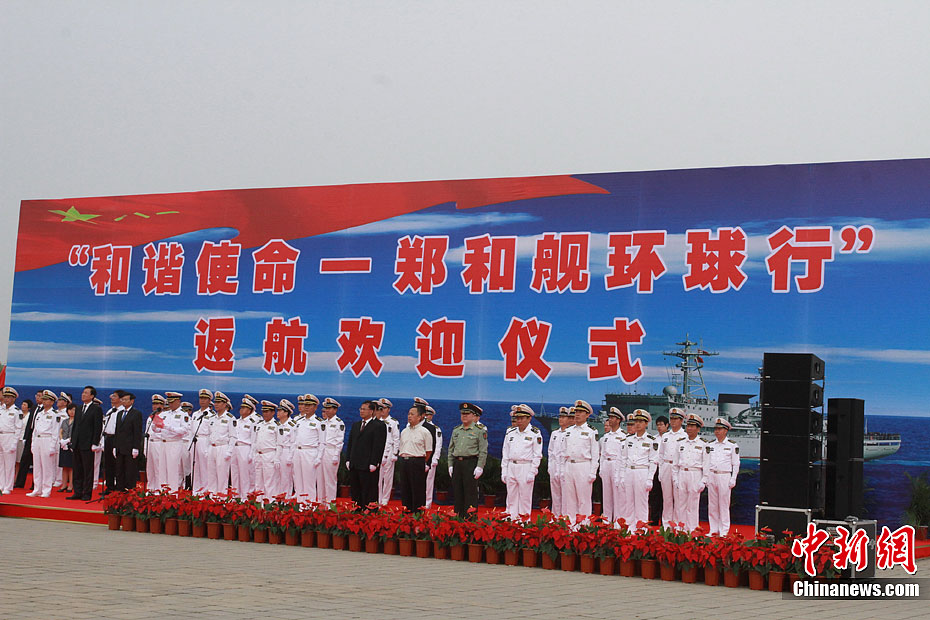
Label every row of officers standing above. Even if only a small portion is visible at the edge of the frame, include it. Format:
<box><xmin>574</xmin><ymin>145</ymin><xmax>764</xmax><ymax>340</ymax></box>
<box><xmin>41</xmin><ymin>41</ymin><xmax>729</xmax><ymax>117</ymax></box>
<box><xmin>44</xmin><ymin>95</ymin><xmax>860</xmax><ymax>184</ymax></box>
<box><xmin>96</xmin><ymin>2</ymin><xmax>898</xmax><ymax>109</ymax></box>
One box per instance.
<box><xmin>1</xmin><ymin>386</ymin><xmax>739</xmax><ymax>535</ymax></box>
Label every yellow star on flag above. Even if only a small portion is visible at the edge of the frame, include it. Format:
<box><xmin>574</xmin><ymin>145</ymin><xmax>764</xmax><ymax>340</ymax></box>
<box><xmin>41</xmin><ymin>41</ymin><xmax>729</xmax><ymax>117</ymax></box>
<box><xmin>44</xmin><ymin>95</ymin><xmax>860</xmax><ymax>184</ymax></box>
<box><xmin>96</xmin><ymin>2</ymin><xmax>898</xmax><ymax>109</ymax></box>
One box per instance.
<box><xmin>48</xmin><ymin>206</ymin><xmax>101</xmax><ymax>223</ymax></box>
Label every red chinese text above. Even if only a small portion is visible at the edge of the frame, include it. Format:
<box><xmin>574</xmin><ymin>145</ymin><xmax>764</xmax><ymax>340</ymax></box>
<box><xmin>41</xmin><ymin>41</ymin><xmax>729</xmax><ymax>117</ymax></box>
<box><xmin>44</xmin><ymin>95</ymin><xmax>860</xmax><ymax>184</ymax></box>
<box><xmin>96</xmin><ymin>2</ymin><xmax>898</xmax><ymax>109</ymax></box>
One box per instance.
<box><xmin>252</xmin><ymin>239</ymin><xmax>300</xmax><ymax>294</ymax></box>
<box><xmin>605</xmin><ymin>230</ymin><xmax>668</xmax><ymax>293</ymax></box>
<box><xmin>587</xmin><ymin>318</ymin><xmax>645</xmax><ymax>382</ymax></box>
<box><xmin>766</xmin><ymin>226</ymin><xmax>834</xmax><ymax>293</ymax></box>
<box><xmin>393</xmin><ymin>235</ymin><xmax>449</xmax><ymax>294</ymax></box>
<box><xmin>683</xmin><ymin>227</ymin><xmax>747</xmax><ymax>293</ymax></box>
<box><xmin>498</xmin><ymin>317</ymin><xmax>552</xmax><ymax>381</ymax></box>
<box><xmin>530</xmin><ymin>232</ymin><xmax>590</xmax><ymax>293</ymax></box>
<box><xmin>192</xmin><ymin>317</ymin><xmax>236</xmax><ymax>373</ymax></box>
<box><xmin>88</xmin><ymin>244</ymin><xmax>132</xmax><ymax>295</ymax></box>
<box><xmin>196</xmin><ymin>240</ymin><xmax>242</xmax><ymax>295</ymax></box>
<box><xmin>336</xmin><ymin>316</ymin><xmax>385</xmax><ymax>377</ymax></box>
<box><xmin>141</xmin><ymin>242</ymin><xmax>185</xmax><ymax>296</ymax></box>
<box><xmin>791</xmin><ymin>522</ymin><xmax>831</xmax><ymax>577</ymax></box>
<box><xmin>415</xmin><ymin>317</ymin><xmax>465</xmax><ymax>378</ymax></box>
<box><xmin>262</xmin><ymin>316</ymin><xmax>309</xmax><ymax>375</ymax></box>
<box><xmin>460</xmin><ymin>234</ymin><xmax>517</xmax><ymax>294</ymax></box>
<box><xmin>876</xmin><ymin>525</ymin><xmax>917</xmax><ymax>574</ymax></box>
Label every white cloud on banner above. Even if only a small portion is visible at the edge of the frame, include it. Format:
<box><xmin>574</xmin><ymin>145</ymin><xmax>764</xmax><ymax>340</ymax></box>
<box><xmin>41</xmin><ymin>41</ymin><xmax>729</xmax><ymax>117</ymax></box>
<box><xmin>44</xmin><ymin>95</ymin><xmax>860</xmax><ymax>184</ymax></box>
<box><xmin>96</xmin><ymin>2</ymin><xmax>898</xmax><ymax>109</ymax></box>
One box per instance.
<box><xmin>11</xmin><ymin>309</ymin><xmax>277</xmax><ymax>323</ymax></box>
<box><xmin>324</xmin><ymin>210</ymin><xmax>539</xmax><ymax>237</ymax></box>
<box><xmin>7</xmin><ymin>340</ymin><xmax>181</xmax><ymax>364</ymax></box>
<box><xmin>721</xmin><ymin>344</ymin><xmax>930</xmax><ymax>366</ymax></box>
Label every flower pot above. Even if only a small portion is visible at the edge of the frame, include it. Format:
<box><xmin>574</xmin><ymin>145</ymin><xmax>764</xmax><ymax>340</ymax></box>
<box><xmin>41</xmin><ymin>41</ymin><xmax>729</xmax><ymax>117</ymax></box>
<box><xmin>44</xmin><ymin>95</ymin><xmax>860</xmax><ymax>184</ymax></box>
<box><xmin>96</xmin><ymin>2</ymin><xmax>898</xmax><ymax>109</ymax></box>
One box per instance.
<box><xmin>560</xmin><ymin>552</ymin><xmax>577</xmax><ymax>572</ymax></box>
<box><xmin>192</xmin><ymin>523</ymin><xmax>206</xmax><ymax>538</ymax></box>
<box><xmin>178</xmin><ymin>519</ymin><xmax>191</xmax><ymax>537</ymax></box>
<box><xmin>317</xmin><ymin>532</ymin><xmax>331</xmax><ymax>549</ymax></box>
<box><xmin>451</xmin><ymin>544</ymin><xmax>466</xmax><ymax>561</ymax></box>
<box><xmin>415</xmin><ymin>539</ymin><xmax>431</xmax><ymax>558</ymax></box>
<box><xmin>436</xmin><ymin>490</ymin><xmax>449</xmax><ymax>503</ymax></box>
<box><xmin>468</xmin><ymin>543</ymin><xmax>483</xmax><ymax>563</ymax></box>
<box><xmin>723</xmin><ymin>568</ymin><xmax>741</xmax><ymax>588</ymax></box>
<box><xmin>748</xmin><ymin>569</ymin><xmax>765</xmax><ymax>591</ymax></box>
<box><xmin>223</xmin><ymin>522</ymin><xmax>235</xmax><ymax>540</ymax></box>
<box><xmin>599</xmin><ymin>557</ymin><xmax>616</xmax><ymax>576</ymax></box>
<box><xmin>768</xmin><ymin>571</ymin><xmax>787</xmax><ymax>593</ymax></box>
<box><xmin>121</xmin><ymin>515</ymin><xmax>134</xmax><ymax>531</ymax></box>
<box><xmin>252</xmin><ymin>528</ymin><xmax>267</xmax><ymax>543</ymax></box>
<box><xmin>332</xmin><ymin>534</ymin><xmax>346</xmax><ymax>550</ymax></box>
<box><xmin>433</xmin><ymin>542</ymin><xmax>448</xmax><ymax>559</ymax></box>
<box><xmin>504</xmin><ymin>549</ymin><xmax>519</xmax><ymax>566</ymax></box>
<box><xmin>681</xmin><ymin>566</ymin><xmax>699</xmax><ymax>583</ymax></box>
<box><xmin>522</xmin><ymin>548</ymin><xmax>537</xmax><ymax>568</ymax></box>
<box><xmin>149</xmin><ymin>518</ymin><xmax>163</xmax><ymax>534</ymax></box>
<box><xmin>285</xmin><ymin>530</ymin><xmax>299</xmax><ymax>546</ymax></box>
<box><xmin>580</xmin><ymin>554</ymin><xmax>596</xmax><ymax>574</ymax></box>
<box><xmin>592</xmin><ymin>502</ymin><xmax>602</xmax><ymax>516</ymax></box>
<box><xmin>135</xmin><ymin>517</ymin><xmax>149</xmax><ymax>533</ymax></box>
<box><xmin>165</xmin><ymin>518</ymin><xmax>178</xmax><ymax>536</ymax></box>
<box><xmin>383</xmin><ymin>539</ymin><xmax>398</xmax><ymax>555</ymax></box>
<box><xmin>619</xmin><ymin>559</ymin><xmax>636</xmax><ymax>577</ymax></box>
<box><xmin>206</xmin><ymin>522</ymin><xmax>222</xmax><ymax>540</ymax></box>
<box><xmin>483</xmin><ymin>494</ymin><xmax>496</xmax><ymax>508</ymax></box>
<box><xmin>301</xmin><ymin>530</ymin><xmax>315</xmax><ymax>547</ymax></box>
<box><xmin>704</xmin><ymin>566</ymin><xmax>721</xmax><ymax>586</ymax></box>
<box><xmin>107</xmin><ymin>514</ymin><xmax>121</xmax><ymax>530</ymax></box>
<box><xmin>338</xmin><ymin>485</ymin><xmax>351</xmax><ymax>498</ymax></box>
<box><xmin>538</xmin><ymin>498</ymin><xmax>551</xmax><ymax>510</ymax></box>
<box><xmin>365</xmin><ymin>537</ymin><xmax>379</xmax><ymax>553</ymax></box>
<box><xmin>660</xmin><ymin>562</ymin><xmax>677</xmax><ymax>581</ymax></box>
<box><xmin>348</xmin><ymin>534</ymin><xmax>362</xmax><ymax>552</ymax></box>
<box><xmin>238</xmin><ymin>525</ymin><xmax>251</xmax><ymax>542</ymax></box>
<box><xmin>398</xmin><ymin>538</ymin><xmax>414</xmax><ymax>557</ymax></box>
<box><xmin>268</xmin><ymin>530</ymin><xmax>282</xmax><ymax>545</ymax></box>
<box><xmin>640</xmin><ymin>558</ymin><xmax>658</xmax><ymax>579</ymax></box>
<box><xmin>485</xmin><ymin>546</ymin><xmax>500</xmax><ymax>565</ymax></box>
<box><xmin>541</xmin><ymin>553</ymin><xmax>557</xmax><ymax>570</ymax></box>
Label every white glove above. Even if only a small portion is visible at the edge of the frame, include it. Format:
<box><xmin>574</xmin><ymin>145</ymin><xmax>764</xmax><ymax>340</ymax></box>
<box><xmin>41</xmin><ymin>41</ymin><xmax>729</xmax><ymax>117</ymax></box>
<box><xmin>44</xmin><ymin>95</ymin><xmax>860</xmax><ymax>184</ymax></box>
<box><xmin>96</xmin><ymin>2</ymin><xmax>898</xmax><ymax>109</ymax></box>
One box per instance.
<box><xmin>645</xmin><ymin>481</ymin><xmax>653</xmax><ymax>492</ymax></box>
<box><xmin>587</xmin><ymin>473</ymin><xmax>596</xmax><ymax>484</ymax></box>
<box><xmin>501</xmin><ymin>470</ymin><xmax>508</xmax><ymax>483</ymax></box>
<box><xmin>526</xmin><ymin>471</ymin><xmax>537</xmax><ymax>484</ymax></box>
<box><xmin>132</xmin><ymin>449</ymin><xmax>139</xmax><ymax>458</ymax></box>
<box><xmin>391</xmin><ymin>455</ymin><xmax>397</xmax><ymax>463</ymax></box>
<box><xmin>224</xmin><ymin>450</ymin><xmax>232</xmax><ymax>461</ymax></box>
<box><xmin>728</xmin><ymin>480</ymin><xmax>736</xmax><ymax>489</ymax></box>
<box><xmin>473</xmin><ymin>466</ymin><xmax>483</xmax><ymax>479</ymax></box>
<box><xmin>381</xmin><ymin>456</ymin><xmax>389</xmax><ymax>465</ymax></box>
<box><xmin>314</xmin><ymin>456</ymin><xmax>322</xmax><ymax>467</ymax></box>
<box><xmin>59</xmin><ymin>439</ymin><xmax>69</xmax><ymax>449</ymax></box>
<box><xmin>50</xmin><ymin>447</ymin><xmax>58</xmax><ymax>457</ymax></box>
<box><xmin>345</xmin><ymin>461</ymin><xmax>350</xmax><ymax>470</ymax></box>
<box><xmin>424</xmin><ymin>464</ymin><xmax>430</xmax><ymax>473</ymax></box>
<box><xmin>698</xmin><ymin>482</ymin><xmax>706</xmax><ymax>492</ymax></box>
<box><xmin>91</xmin><ymin>444</ymin><xmax>102</xmax><ymax>453</ymax></box>
<box><xmin>369</xmin><ymin>464</ymin><xmax>376</xmax><ymax>472</ymax></box>
<box><xmin>448</xmin><ymin>466</ymin><xmax>453</xmax><ymax>477</ymax></box>
<box><xmin>332</xmin><ymin>457</ymin><xmax>339</xmax><ymax>466</ymax></box>
<box><xmin>112</xmin><ymin>448</ymin><xmax>117</xmax><ymax>457</ymax></box>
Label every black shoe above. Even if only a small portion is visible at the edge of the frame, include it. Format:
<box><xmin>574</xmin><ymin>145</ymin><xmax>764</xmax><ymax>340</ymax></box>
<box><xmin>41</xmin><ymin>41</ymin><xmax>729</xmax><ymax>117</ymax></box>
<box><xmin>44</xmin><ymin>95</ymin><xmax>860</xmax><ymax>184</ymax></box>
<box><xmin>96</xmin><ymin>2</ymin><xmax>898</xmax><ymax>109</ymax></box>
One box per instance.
<box><xmin>65</xmin><ymin>495</ymin><xmax>82</xmax><ymax>500</ymax></box>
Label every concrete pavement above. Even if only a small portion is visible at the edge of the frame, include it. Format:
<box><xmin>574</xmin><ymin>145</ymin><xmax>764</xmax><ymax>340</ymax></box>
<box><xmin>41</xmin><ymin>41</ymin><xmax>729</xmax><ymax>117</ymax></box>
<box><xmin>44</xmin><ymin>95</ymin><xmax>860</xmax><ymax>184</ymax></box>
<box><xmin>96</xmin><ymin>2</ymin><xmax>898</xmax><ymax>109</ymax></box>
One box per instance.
<box><xmin>0</xmin><ymin>518</ymin><xmax>926</xmax><ymax>619</ymax></box>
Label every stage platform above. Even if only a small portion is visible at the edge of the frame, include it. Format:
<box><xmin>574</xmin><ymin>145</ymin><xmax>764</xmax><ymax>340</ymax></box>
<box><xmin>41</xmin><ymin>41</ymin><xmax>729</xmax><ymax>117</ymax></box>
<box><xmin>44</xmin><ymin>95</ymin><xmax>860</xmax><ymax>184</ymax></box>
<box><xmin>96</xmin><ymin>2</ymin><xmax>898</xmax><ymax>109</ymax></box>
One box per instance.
<box><xmin>2</xmin><ymin>479</ymin><xmax>928</xmax><ymax>559</ymax></box>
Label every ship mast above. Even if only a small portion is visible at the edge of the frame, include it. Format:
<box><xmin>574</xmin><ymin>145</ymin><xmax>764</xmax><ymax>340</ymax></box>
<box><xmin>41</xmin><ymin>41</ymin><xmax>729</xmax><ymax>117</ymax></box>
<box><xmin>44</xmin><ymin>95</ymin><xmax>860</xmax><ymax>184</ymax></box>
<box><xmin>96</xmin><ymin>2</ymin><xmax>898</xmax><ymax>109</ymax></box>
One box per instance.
<box><xmin>663</xmin><ymin>334</ymin><xmax>718</xmax><ymax>404</ymax></box>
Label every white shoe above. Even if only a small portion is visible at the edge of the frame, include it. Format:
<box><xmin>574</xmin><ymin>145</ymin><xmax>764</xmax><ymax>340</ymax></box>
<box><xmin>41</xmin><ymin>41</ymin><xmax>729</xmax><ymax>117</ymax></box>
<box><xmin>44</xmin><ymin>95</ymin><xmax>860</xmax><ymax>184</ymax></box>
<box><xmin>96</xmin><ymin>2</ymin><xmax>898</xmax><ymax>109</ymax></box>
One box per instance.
<box><xmin>26</xmin><ymin>491</ymin><xmax>39</xmax><ymax>497</ymax></box>
<box><xmin>39</xmin><ymin>493</ymin><xmax>51</xmax><ymax>498</ymax></box>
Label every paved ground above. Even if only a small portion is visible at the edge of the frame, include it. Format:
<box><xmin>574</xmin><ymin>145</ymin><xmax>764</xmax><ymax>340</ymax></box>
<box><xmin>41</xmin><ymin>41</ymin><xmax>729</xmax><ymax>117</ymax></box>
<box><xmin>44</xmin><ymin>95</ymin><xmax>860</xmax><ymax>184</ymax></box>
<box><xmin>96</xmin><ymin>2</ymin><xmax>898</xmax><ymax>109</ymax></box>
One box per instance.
<box><xmin>0</xmin><ymin>518</ymin><xmax>926</xmax><ymax>619</ymax></box>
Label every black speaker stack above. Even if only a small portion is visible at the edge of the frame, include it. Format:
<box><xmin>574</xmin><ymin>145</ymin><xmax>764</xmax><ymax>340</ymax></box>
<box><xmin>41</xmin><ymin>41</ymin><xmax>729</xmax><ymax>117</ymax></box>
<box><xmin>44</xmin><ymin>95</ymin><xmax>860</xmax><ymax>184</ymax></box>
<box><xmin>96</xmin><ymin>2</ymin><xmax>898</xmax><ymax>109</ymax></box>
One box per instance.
<box><xmin>759</xmin><ymin>353</ymin><xmax>826</xmax><ymax>516</ymax></box>
<box><xmin>825</xmin><ymin>398</ymin><xmax>865</xmax><ymax>518</ymax></box>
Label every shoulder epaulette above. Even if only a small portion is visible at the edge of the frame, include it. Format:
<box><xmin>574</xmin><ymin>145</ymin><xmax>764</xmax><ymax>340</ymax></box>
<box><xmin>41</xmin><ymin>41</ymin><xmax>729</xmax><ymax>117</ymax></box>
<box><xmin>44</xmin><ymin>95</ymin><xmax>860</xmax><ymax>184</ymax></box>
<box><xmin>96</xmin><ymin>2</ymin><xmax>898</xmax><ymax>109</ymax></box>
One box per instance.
<box><xmin>677</xmin><ymin>436</ymin><xmax>686</xmax><ymax>441</ymax></box>
<box><xmin>531</xmin><ymin>426</ymin><xmax>540</xmax><ymax>434</ymax></box>
<box><xmin>645</xmin><ymin>433</ymin><xmax>656</xmax><ymax>440</ymax></box>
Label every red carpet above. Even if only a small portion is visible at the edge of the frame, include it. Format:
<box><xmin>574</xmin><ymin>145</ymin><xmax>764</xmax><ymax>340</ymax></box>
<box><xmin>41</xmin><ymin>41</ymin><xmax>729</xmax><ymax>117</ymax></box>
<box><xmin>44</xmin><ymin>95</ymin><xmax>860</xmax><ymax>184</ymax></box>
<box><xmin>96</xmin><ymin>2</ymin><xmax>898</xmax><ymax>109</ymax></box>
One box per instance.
<box><xmin>1</xmin><ymin>478</ymin><xmax>928</xmax><ymax>558</ymax></box>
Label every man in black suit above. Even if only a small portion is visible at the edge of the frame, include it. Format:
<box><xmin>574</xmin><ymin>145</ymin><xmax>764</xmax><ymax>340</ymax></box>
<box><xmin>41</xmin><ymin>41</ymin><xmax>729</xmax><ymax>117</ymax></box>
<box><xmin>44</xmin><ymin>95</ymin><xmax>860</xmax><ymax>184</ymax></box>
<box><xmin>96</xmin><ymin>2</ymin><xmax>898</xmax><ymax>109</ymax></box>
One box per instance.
<box><xmin>345</xmin><ymin>400</ymin><xmax>387</xmax><ymax>508</ymax></box>
<box><xmin>68</xmin><ymin>386</ymin><xmax>103</xmax><ymax>501</ymax></box>
<box><xmin>114</xmin><ymin>391</ymin><xmax>143</xmax><ymax>491</ymax></box>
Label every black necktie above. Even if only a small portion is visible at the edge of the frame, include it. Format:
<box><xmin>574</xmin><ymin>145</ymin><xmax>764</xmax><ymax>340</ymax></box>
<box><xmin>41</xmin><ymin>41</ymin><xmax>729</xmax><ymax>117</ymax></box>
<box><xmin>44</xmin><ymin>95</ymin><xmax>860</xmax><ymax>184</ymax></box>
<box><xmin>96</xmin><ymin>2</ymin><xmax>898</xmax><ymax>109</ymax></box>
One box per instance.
<box><xmin>118</xmin><ymin>410</ymin><xmax>125</xmax><ymax>424</ymax></box>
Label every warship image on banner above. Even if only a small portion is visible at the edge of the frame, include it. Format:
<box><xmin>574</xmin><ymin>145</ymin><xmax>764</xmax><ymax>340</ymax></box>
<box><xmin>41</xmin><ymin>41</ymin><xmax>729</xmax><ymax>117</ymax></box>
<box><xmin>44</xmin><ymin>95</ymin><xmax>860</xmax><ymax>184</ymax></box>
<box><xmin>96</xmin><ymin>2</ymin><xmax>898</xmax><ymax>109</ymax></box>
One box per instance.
<box><xmin>539</xmin><ymin>336</ymin><xmax>900</xmax><ymax>461</ymax></box>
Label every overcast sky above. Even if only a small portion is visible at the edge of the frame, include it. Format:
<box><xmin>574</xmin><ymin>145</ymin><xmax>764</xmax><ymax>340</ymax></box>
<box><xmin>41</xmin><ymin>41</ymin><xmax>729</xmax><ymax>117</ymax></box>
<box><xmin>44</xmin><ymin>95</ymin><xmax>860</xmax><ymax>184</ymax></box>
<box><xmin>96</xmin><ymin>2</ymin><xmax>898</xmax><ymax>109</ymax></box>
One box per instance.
<box><xmin>2</xmin><ymin>1</ymin><xmax>930</xmax><ymax>364</ymax></box>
